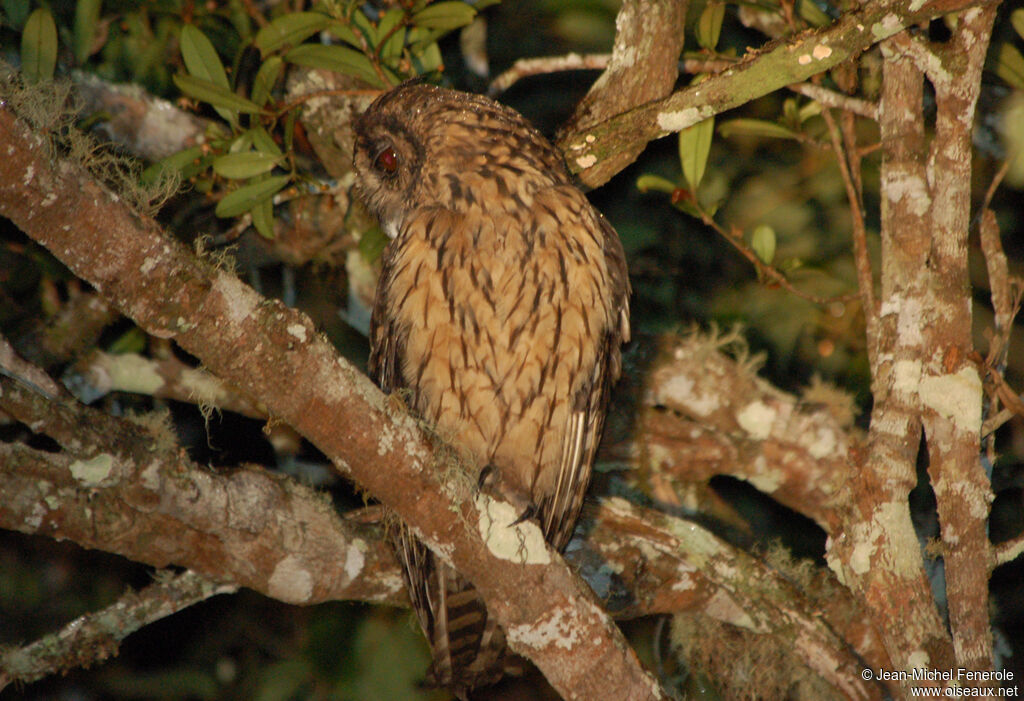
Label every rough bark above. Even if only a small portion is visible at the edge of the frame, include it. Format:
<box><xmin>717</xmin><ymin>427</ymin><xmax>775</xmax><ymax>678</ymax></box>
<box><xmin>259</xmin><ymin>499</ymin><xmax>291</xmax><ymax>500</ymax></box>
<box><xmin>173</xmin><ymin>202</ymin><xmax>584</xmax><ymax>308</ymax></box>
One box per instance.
<box><xmin>0</xmin><ymin>106</ymin><xmax>663</xmax><ymax>701</ymax></box>
<box><xmin>559</xmin><ymin>0</ymin><xmax>998</xmax><ymax>187</ymax></box>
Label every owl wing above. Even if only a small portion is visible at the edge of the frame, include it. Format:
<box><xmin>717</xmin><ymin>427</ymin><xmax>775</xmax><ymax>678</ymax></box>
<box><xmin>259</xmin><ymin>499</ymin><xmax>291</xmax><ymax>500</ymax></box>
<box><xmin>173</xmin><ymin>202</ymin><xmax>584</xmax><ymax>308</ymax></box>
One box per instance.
<box><xmin>368</xmin><ymin>244</ymin><xmax>405</xmax><ymax>394</ymax></box>
<box><xmin>539</xmin><ymin>212</ymin><xmax>631</xmax><ymax>552</ymax></box>
<box><xmin>368</xmin><ymin>213</ymin><xmax>517</xmax><ymax>695</ymax></box>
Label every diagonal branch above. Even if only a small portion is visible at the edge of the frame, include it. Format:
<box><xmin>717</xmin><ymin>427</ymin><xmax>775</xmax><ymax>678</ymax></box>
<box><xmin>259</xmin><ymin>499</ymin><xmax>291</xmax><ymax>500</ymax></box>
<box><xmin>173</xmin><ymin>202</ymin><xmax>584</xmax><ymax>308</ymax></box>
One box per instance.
<box><xmin>561</xmin><ymin>0</ymin><xmax>997</xmax><ymax>187</ymax></box>
<box><xmin>0</xmin><ymin>105</ymin><xmax>662</xmax><ymax>701</ymax></box>
<box><xmin>0</xmin><ymin>371</ymin><xmax>889</xmax><ymax>698</ymax></box>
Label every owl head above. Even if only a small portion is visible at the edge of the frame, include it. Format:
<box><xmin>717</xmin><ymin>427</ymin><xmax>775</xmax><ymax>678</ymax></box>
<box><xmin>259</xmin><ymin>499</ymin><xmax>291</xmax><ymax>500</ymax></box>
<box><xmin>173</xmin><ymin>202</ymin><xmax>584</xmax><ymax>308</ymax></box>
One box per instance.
<box><xmin>352</xmin><ymin>82</ymin><xmax>571</xmax><ymax>239</ymax></box>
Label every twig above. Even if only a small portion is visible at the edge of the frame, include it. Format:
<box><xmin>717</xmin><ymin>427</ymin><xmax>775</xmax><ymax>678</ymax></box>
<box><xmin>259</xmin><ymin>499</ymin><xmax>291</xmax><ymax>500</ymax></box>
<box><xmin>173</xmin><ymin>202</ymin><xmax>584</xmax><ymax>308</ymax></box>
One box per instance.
<box><xmin>272</xmin><ymin>88</ymin><xmax>381</xmax><ymax>120</ymax></box>
<box><xmin>690</xmin><ymin>198</ymin><xmax>859</xmax><ymax>306</ymax></box>
<box><xmin>994</xmin><ymin>531</ymin><xmax>1024</xmax><ymax>567</ymax></box>
<box><xmin>489</xmin><ymin>53</ymin><xmax>611</xmax><ymax>95</ymax></box>
<box><xmin>0</xmin><ymin>571</ymin><xmax>236</xmax><ymax>690</ymax></box>
<box><xmin>821</xmin><ymin>108</ymin><xmax>878</xmax><ymax>339</ymax></box>
<box><xmin>787</xmin><ymin>82</ymin><xmax>878</xmax><ymax>120</ymax></box>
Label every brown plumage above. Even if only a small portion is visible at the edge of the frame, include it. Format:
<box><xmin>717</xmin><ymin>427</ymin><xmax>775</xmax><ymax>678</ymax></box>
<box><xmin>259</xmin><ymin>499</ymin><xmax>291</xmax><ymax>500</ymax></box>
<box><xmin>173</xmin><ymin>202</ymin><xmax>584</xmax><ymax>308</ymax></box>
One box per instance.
<box><xmin>352</xmin><ymin>82</ymin><xmax>630</xmax><ymax>696</ymax></box>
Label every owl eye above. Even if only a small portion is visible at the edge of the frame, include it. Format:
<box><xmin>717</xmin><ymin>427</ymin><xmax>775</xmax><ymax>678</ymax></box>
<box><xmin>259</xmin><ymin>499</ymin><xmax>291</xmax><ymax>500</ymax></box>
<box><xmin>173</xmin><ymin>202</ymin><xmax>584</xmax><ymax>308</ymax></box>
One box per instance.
<box><xmin>374</xmin><ymin>146</ymin><xmax>400</xmax><ymax>175</ymax></box>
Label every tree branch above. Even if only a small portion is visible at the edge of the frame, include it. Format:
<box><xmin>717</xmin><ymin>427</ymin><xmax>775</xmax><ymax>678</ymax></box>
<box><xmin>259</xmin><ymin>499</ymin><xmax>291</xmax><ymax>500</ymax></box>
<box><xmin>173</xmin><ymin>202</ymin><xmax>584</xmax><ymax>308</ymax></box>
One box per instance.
<box><xmin>555</xmin><ymin>0</ymin><xmax>687</xmax><ymax>186</ymax></box>
<box><xmin>560</xmin><ymin>0</ymin><xmax>997</xmax><ymax>187</ymax></box>
<box><xmin>0</xmin><ymin>370</ymin><xmax>888</xmax><ymax>698</ymax></box>
<box><xmin>0</xmin><ymin>105</ymin><xmax>662</xmax><ymax>701</ymax></box>
<box><xmin>0</xmin><ymin>570</ymin><xmax>236</xmax><ymax>690</ymax></box>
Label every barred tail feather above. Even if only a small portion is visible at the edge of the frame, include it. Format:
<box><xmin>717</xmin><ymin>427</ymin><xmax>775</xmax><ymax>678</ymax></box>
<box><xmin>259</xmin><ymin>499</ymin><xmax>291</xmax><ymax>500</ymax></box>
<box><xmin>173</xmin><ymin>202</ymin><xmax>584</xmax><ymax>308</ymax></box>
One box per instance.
<box><xmin>395</xmin><ymin>522</ymin><xmax>519</xmax><ymax>698</ymax></box>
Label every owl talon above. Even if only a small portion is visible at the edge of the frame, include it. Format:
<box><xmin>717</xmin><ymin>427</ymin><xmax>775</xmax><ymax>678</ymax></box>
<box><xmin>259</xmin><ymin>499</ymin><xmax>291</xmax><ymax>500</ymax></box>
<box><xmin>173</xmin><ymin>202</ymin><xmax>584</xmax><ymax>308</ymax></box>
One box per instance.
<box><xmin>477</xmin><ymin>463</ymin><xmax>495</xmax><ymax>490</ymax></box>
<box><xmin>510</xmin><ymin>503</ymin><xmax>538</xmax><ymax>527</ymax></box>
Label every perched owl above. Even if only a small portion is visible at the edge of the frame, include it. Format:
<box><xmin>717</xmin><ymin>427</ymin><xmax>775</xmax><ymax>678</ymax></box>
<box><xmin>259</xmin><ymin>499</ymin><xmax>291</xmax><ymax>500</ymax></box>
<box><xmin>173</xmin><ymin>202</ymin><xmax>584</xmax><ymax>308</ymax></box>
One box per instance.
<box><xmin>352</xmin><ymin>82</ymin><xmax>631</xmax><ymax>696</ymax></box>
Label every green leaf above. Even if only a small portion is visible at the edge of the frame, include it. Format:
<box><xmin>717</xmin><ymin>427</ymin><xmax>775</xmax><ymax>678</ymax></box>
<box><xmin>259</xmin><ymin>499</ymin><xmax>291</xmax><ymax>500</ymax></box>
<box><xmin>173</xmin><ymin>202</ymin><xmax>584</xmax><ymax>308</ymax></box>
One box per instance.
<box><xmin>254</xmin><ymin>12</ymin><xmax>332</xmax><ymax>55</ymax></box>
<box><xmin>173</xmin><ymin>74</ymin><xmax>265</xmax><ymax>115</ymax></box>
<box><xmin>180</xmin><ymin>25</ymin><xmax>230</xmax><ymax>89</ymax></box>
<box><xmin>250</xmin><ymin>196</ymin><xmax>276</xmax><ymax>239</ymax></box>
<box><xmin>678</xmin><ymin>116</ymin><xmax>714</xmax><ymax>190</ymax></box>
<box><xmin>783</xmin><ymin>97</ymin><xmax>799</xmax><ymax>125</ymax></box>
<box><xmin>108</xmin><ymin>327</ymin><xmax>147</xmax><ymax>354</ymax></box>
<box><xmin>179</xmin><ymin>25</ymin><xmax>239</xmax><ymax>125</ymax></box>
<box><xmin>21</xmin><ymin>9</ymin><xmax>58</xmax><ymax>84</ymax></box>
<box><xmin>3</xmin><ymin>0</ymin><xmax>30</xmax><ymax>29</ymax></box>
<box><xmin>359</xmin><ymin>226</ymin><xmax>389</xmax><ymax>264</ymax></box>
<box><xmin>349</xmin><ymin>8</ymin><xmax>377</xmax><ymax>43</ymax></box>
<box><xmin>636</xmin><ymin>174</ymin><xmax>679</xmax><ymax>195</ymax></box>
<box><xmin>229</xmin><ymin>129</ymin><xmax>255</xmax><ymax>153</ymax></box>
<box><xmin>1012</xmin><ymin>9</ymin><xmax>1024</xmax><ymax>41</ymax></box>
<box><xmin>251</xmin><ymin>56</ymin><xmax>283</xmax><ymax>107</ymax></box>
<box><xmin>750</xmin><ymin>224</ymin><xmax>776</xmax><ymax>265</ymax></box>
<box><xmin>796</xmin><ymin>0</ymin><xmax>830</xmax><ymax>27</ymax></box>
<box><xmin>325</xmin><ymin>20</ymin><xmax>362</xmax><ymax>48</ymax></box>
<box><xmin>285</xmin><ymin>44</ymin><xmax>384</xmax><ymax>87</ymax></box>
<box><xmin>798</xmin><ymin>100</ymin><xmax>822</xmax><ymax>123</ymax></box>
<box><xmin>719</xmin><ymin>118</ymin><xmax>800</xmax><ymax>140</ymax></box>
<box><xmin>73</xmin><ymin>0</ymin><xmax>102</xmax><ymax>64</ymax></box>
<box><xmin>141</xmin><ymin>145</ymin><xmax>205</xmax><ymax>184</ymax></box>
<box><xmin>994</xmin><ymin>42</ymin><xmax>1024</xmax><ymax>91</ymax></box>
<box><xmin>216</xmin><ymin>175</ymin><xmax>289</xmax><ymax>218</ymax></box>
<box><xmin>213</xmin><ymin>152</ymin><xmax>284</xmax><ymax>179</ymax></box>
<box><xmin>250</xmin><ymin>127</ymin><xmax>282</xmax><ymax>157</ymax></box>
<box><xmin>696</xmin><ymin>2</ymin><xmax>725</xmax><ymax>50</ymax></box>
<box><xmin>411</xmin><ymin>1</ymin><xmax>477</xmax><ymax>31</ymax></box>
<box><xmin>410</xmin><ymin>40</ymin><xmax>443</xmax><ymax>74</ymax></box>
<box><xmin>377</xmin><ymin>8</ymin><xmax>406</xmax><ymax>61</ymax></box>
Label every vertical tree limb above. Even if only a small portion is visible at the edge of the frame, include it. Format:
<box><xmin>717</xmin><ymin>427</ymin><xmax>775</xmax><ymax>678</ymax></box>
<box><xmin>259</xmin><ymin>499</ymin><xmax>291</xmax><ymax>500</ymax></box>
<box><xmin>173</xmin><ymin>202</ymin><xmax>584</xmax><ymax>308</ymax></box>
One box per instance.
<box><xmin>556</xmin><ymin>0</ymin><xmax>687</xmax><ymax>185</ymax></box>
<box><xmin>825</xmin><ymin>34</ymin><xmax>955</xmax><ymax>682</ymax></box>
<box><xmin>918</xmin><ymin>5</ymin><xmax>999</xmax><ymax>673</ymax></box>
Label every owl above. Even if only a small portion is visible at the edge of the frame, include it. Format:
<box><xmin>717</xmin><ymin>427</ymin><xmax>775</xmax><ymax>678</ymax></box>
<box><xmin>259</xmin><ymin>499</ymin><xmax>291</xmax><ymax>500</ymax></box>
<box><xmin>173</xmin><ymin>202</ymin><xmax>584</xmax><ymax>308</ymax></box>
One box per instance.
<box><xmin>352</xmin><ymin>82</ymin><xmax>631</xmax><ymax>696</ymax></box>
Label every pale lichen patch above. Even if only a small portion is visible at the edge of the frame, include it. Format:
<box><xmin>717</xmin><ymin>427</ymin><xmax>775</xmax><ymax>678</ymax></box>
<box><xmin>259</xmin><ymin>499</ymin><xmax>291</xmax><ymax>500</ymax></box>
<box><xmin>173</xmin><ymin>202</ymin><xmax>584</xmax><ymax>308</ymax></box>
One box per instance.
<box><xmin>506</xmin><ymin>605</ymin><xmax>581</xmax><ymax>652</ymax></box>
<box><xmin>575</xmin><ymin>154</ymin><xmax>597</xmax><ymax>170</ymax></box>
<box><xmin>883</xmin><ymin>171</ymin><xmax>930</xmax><ymax>216</ymax></box>
<box><xmin>377</xmin><ymin>422</ymin><xmax>396</xmax><ymax>456</ymax></box>
<box><xmin>919</xmin><ymin>367</ymin><xmax>982</xmax><ymax>430</ymax></box>
<box><xmin>895</xmin><ymin>297</ymin><xmax>924</xmax><ymax>346</ymax></box>
<box><xmin>705</xmin><ymin>589</ymin><xmax>758</xmax><ymax>631</ymax></box>
<box><xmin>908</xmin><ymin>649</ymin><xmax>931</xmax><ymax>670</ymax></box>
<box><xmin>746</xmin><ymin>463</ymin><xmax>784</xmax><ymax>494</ymax></box>
<box><xmin>849</xmin><ymin>535</ymin><xmax>875</xmax><ymax>575</ymax></box>
<box><xmin>344</xmin><ymin>540</ymin><xmax>367</xmax><ymax>581</ymax></box>
<box><xmin>873</xmin><ymin>500</ymin><xmax>923</xmax><ymax>579</ymax></box>
<box><xmin>25</xmin><ymin>496</ymin><xmax>48</xmax><ymax>530</ymax></box>
<box><xmin>69</xmin><ymin>453</ymin><xmax>115</xmax><ymax>487</ymax></box>
<box><xmin>140</xmin><ymin>459</ymin><xmax>161</xmax><ymax>490</ymax></box>
<box><xmin>736</xmin><ymin>400</ymin><xmax>776</xmax><ymax>440</ymax></box>
<box><xmin>103</xmin><ymin>352</ymin><xmax>164</xmax><ymax>395</ymax></box>
<box><xmin>212</xmin><ymin>272</ymin><xmax>259</xmax><ymax>325</ymax></box>
<box><xmin>800</xmin><ymin>426</ymin><xmax>838</xmax><ymax>459</ymax></box>
<box><xmin>871</xmin><ymin>13</ymin><xmax>902</xmax><ymax>39</ymax></box>
<box><xmin>268</xmin><ymin>555</ymin><xmax>314</xmax><ymax>603</ymax></box>
<box><xmin>475</xmin><ymin>494</ymin><xmax>550</xmax><ymax>564</ymax></box>
<box><xmin>892</xmin><ymin>359</ymin><xmax>923</xmax><ymax>394</ymax></box>
<box><xmin>657</xmin><ymin>106</ymin><xmax>713</xmax><ymax>132</ymax></box>
<box><xmin>933</xmin><ymin>477</ymin><xmax>992</xmax><ymax>520</ymax></box>
<box><xmin>660</xmin><ymin>374</ymin><xmax>720</xmax><ymax>416</ymax></box>
<box><xmin>286</xmin><ymin>323</ymin><xmax>308</xmax><ymax>342</ymax></box>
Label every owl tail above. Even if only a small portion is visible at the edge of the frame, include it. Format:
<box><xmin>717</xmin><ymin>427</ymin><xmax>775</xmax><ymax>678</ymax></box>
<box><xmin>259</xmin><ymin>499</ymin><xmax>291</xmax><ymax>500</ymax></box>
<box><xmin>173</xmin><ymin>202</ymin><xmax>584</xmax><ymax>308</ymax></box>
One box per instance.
<box><xmin>395</xmin><ymin>525</ymin><xmax>522</xmax><ymax>698</ymax></box>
